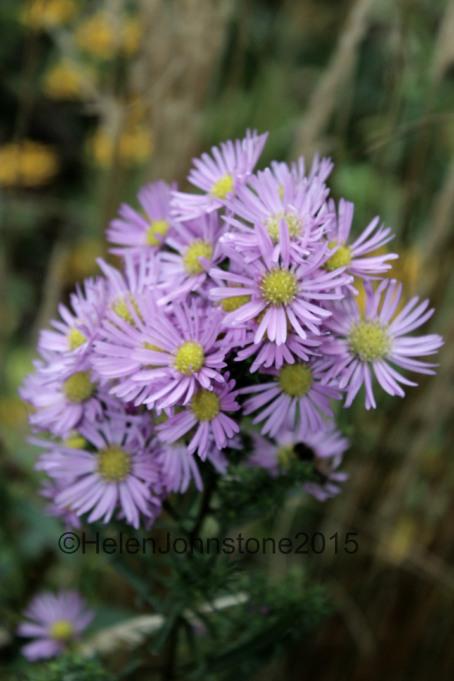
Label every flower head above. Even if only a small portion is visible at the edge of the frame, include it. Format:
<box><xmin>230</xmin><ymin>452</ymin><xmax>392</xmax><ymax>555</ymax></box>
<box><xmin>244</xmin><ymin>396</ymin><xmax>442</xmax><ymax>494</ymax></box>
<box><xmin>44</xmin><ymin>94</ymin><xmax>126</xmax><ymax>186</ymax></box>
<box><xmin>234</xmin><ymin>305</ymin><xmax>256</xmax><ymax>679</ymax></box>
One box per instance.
<box><xmin>241</xmin><ymin>361</ymin><xmax>340</xmax><ymax>437</ymax></box>
<box><xmin>324</xmin><ymin>199</ymin><xmax>397</xmax><ymax>278</ymax></box>
<box><xmin>321</xmin><ymin>279</ymin><xmax>444</xmax><ymax>408</ymax></box>
<box><xmin>107</xmin><ymin>181</ymin><xmax>176</xmax><ymax>257</ymax></box>
<box><xmin>94</xmin><ymin>297</ymin><xmax>226</xmax><ymax>409</ymax></box>
<box><xmin>18</xmin><ymin>590</ymin><xmax>93</xmax><ymax>661</ymax></box>
<box><xmin>36</xmin><ymin>412</ymin><xmax>162</xmax><ymax>528</ymax></box>
<box><xmin>211</xmin><ymin>245</ymin><xmax>351</xmax><ymax>345</ymax></box>
<box><xmin>172</xmin><ymin>130</ymin><xmax>268</xmax><ymax>220</ymax></box>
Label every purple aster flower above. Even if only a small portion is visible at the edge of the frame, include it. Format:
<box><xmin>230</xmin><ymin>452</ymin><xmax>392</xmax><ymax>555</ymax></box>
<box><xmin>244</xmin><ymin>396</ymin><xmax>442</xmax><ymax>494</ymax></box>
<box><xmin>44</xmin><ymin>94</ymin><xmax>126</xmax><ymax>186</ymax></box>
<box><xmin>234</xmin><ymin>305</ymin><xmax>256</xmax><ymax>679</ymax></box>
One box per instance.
<box><xmin>324</xmin><ymin>198</ymin><xmax>398</xmax><ymax>277</ymax></box>
<box><xmin>38</xmin><ymin>277</ymin><xmax>106</xmax><ymax>361</ymax></box>
<box><xmin>222</xmin><ymin>167</ymin><xmax>332</xmax><ymax>263</ymax></box>
<box><xmin>172</xmin><ymin>130</ymin><xmax>268</xmax><ymax>220</ymax></box>
<box><xmin>210</xmin><ymin>245</ymin><xmax>351</xmax><ymax>345</ymax></box>
<box><xmin>36</xmin><ymin>415</ymin><xmax>162</xmax><ymax>528</ymax></box>
<box><xmin>98</xmin><ymin>252</ymin><xmax>161</xmax><ymax>327</ymax></box>
<box><xmin>21</xmin><ymin>360</ymin><xmax>101</xmax><ymax>436</ymax></box>
<box><xmin>321</xmin><ymin>279</ymin><xmax>444</xmax><ymax>409</ymax></box>
<box><xmin>94</xmin><ymin>297</ymin><xmax>226</xmax><ymax>410</ymax></box>
<box><xmin>241</xmin><ymin>361</ymin><xmax>340</xmax><ymax>437</ymax></box>
<box><xmin>107</xmin><ymin>180</ymin><xmax>176</xmax><ymax>257</ymax></box>
<box><xmin>18</xmin><ymin>590</ymin><xmax>93</xmax><ymax>661</ymax></box>
<box><xmin>158</xmin><ymin>212</ymin><xmax>224</xmax><ymax>304</ymax></box>
<box><xmin>157</xmin><ymin>375</ymin><xmax>240</xmax><ymax>459</ymax></box>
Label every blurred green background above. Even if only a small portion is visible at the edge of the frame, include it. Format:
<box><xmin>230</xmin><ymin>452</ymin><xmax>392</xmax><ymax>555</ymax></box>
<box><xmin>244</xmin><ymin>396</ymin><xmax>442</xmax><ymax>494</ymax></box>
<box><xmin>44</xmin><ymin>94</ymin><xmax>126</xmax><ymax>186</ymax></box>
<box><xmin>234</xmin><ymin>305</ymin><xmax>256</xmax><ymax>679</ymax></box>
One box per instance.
<box><xmin>1</xmin><ymin>0</ymin><xmax>453</xmax><ymax>679</ymax></box>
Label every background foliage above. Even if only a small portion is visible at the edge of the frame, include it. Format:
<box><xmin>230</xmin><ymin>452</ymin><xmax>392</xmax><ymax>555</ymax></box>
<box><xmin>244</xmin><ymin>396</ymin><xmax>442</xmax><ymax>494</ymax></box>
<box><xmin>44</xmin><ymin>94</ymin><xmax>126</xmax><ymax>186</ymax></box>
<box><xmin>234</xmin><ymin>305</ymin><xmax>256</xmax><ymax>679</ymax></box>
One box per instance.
<box><xmin>0</xmin><ymin>0</ymin><xmax>453</xmax><ymax>679</ymax></box>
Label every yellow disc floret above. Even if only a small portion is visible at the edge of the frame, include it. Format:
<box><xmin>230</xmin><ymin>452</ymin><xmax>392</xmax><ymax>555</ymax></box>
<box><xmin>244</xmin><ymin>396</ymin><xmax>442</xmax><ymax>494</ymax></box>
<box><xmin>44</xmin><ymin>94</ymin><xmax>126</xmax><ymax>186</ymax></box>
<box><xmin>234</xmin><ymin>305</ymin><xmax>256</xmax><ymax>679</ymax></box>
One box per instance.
<box><xmin>67</xmin><ymin>327</ymin><xmax>87</xmax><ymax>350</ymax></box>
<box><xmin>266</xmin><ymin>212</ymin><xmax>303</xmax><ymax>242</ymax></box>
<box><xmin>348</xmin><ymin>321</ymin><xmax>390</xmax><ymax>362</ymax></box>
<box><xmin>211</xmin><ymin>174</ymin><xmax>234</xmax><ymax>199</ymax></box>
<box><xmin>174</xmin><ymin>341</ymin><xmax>205</xmax><ymax>375</ymax></box>
<box><xmin>63</xmin><ymin>371</ymin><xmax>94</xmax><ymax>403</ymax></box>
<box><xmin>64</xmin><ymin>433</ymin><xmax>87</xmax><ymax>449</ymax></box>
<box><xmin>146</xmin><ymin>219</ymin><xmax>169</xmax><ymax>247</ymax></box>
<box><xmin>98</xmin><ymin>446</ymin><xmax>131</xmax><ymax>482</ymax></box>
<box><xmin>191</xmin><ymin>389</ymin><xmax>220</xmax><ymax>421</ymax></box>
<box><xmin>221</xmin><ymin>294</ymin><xmax>251</xmax><ymax>312</ymax></box>
<box><xmin>183</xmin><ymin>240</ymin><xmax>213</xmax><ymax>275</ymax></box>
<box><xmin>49</xmin><ymin>619</ymin><xmax>74</xmax><ymax>641</ymax></box>
<box><xmin>325</xmin><ymin>241</ymin><xmax>352</xmax><ymax>270</ymax></box>
<box><xmin>261</xmin><ymin>269</ymin><xmax>298</xmax><ymax>305</ymax></box>
<box><xmin>278</xmin><ymin>364</ymin><xmax>312</xmax><ymax>397</ymax></box>
<box><xmin>111</xmin><ymin>295</ymin><xmax>141</xmax><ymax>325</ymax></box>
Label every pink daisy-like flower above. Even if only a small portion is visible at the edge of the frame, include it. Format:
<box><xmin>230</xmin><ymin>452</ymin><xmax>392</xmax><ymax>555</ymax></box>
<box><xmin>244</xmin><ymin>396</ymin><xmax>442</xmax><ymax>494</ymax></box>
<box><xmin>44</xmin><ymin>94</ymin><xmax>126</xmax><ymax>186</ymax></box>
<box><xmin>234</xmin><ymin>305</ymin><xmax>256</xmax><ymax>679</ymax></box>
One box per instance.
<box><xmin>36</xmin><ymin>415</ymin><xmax>162</xmax><ymax>528</ymax></box>
<box><xmin>38</xmin><ymin>277</ymin><xmax>106</xmax><ymax>362</ymax></box>
<box><xmin>222</xmin><ymin>167</ymin><xmax>332</xmax><ymax>263</ymax></box>
<box><xmin>157</xmin><ymin>376</ymin><xmax>240</xmax><ymax>459</ymax></box>
<box><xmin>320</xmin><ymin>279</ymin><xmax>444</xmax><ymax>409</ymax></box>
<box><xmin>241</xmin><ymin>361</ymin><xmax>340</xmax><ymax>437</ymax></box>
<box><xmin>94</xmin><ymin>297</ymin><xmax>226</xmax><ymax>409</ymax></box>
<box><xmin>107</xmin><ymin>180</ymin><xmax>177</xmax><ymax>257</ymax></box>
<box><xmin>210</xmin><ymin>244</ymin><xmax>352</xmax><ymax>345</ymax></box>
<box><xmin>98</xmin><ymin>251</ymin><xmax>161</xmax><ymax>327</ymax></box>
<box><xmin>158</xmin><ymin>212</ymin><xmax>224</xmax><ymax>304</ymax></box>
<box><xmin>18</xmin><ymin>590</ymin><xmax>93</xmax><ymax>661</ymax></box>
<box><xmin>21</xmin><ymin>360</ymin><xmax>101</xmax><ymax>436</ymax></box>
<box><xmin>172</xmin><ymin>130</ymin><xmax>268</xmax><ymax>220</ymax></box>
<box><xmin>324</xmin><ymin>198</ymin><xmax>398</xmax><ymax>278</ymax></box>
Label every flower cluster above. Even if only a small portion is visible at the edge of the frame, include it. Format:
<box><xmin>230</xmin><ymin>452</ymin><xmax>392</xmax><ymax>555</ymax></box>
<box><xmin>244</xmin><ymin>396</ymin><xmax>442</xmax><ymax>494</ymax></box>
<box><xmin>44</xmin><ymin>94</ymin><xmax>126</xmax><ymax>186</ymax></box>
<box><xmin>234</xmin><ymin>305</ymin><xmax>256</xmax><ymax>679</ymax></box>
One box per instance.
<box><xmin>21</xmin><ymin>130</ymin><xmax>443</xmax><ymax>535</ymax></box>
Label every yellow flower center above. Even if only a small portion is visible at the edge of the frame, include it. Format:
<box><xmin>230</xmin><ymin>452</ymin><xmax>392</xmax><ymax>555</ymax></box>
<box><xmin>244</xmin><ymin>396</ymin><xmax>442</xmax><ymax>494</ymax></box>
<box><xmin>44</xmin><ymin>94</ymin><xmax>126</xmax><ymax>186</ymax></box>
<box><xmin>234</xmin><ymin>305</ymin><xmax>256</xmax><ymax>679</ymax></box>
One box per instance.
<box><xmin>174</xmin><ymin>341</ymin><xmax>205</xmax><ymax>375</ymax></box>
<box><xmin>221</xmin><ymin>294</ymin><xmax>251</xmax><ymax>312</ymax></box>
<box><xmin>277</xmin><ymin>444</ymin><xmax>295</xmax><ymax>468</ymax></box>
<box><xmin>64</xmin><ymin>433</ymin><xmax>87</xmax><ymax>449</ymax></box>
<box><xmin>261</xmin><ymin>269</ymin><xmax>298</xmax><ymax>305</ymax></box>
<box><xmin>146</xmin><ymin>219</ymin><xmax>169</xmax><ymax>247</ymax></box>
<box><xmin>63</xmin><ymin>371</ymin><xmax>95</xmax><ymax>403</ymax></box>
<box><xmin>211</xmin><ymin>174</ymin><xmax>234</xmax><ymax>199</ymax></box>
<box><xmin>348</xmin><ymin>321</ymin><xmax>390</xmax><ymax>361</ymax></box>
<box><xmin>183</xmin><ymin>240</ymin><xmax>213</xmax><ymax>275</ymax></box>
<box><xmin>98</xmin><ymin>446</ymin><xmax>131</xmax><ymax>482</ymax></box>
<box><xmin>67</xmin><ymin>327</ymin><xmax>87</xmax><ymax>350</ymax></box>
<box><xmin>111</xmin><ymin>295</ymin><xmax>141</xmax><ymax>325</ymax></box>
<box><xmin>49</xmin><ymin>619</ymin><xmax>74</xmax><ymax>641</ymax></box>
<box><xmin>279</xmin><ymin>364</ymin><xmax>312</xmax><ymax>397</ymax></box>
<box><xmin>325</xmin><ymin>241</ymin><xmax>352</xmax><ymax>270</ymax></box>
<box><xmin>191</xmin><ymin>389</ymin><xmax>220</xmax><ymax>421</ymax></box>
<box><xmin>265</xmin><ymin>212</ymin><xmax>303</xmax><ymax>242</ymax></box>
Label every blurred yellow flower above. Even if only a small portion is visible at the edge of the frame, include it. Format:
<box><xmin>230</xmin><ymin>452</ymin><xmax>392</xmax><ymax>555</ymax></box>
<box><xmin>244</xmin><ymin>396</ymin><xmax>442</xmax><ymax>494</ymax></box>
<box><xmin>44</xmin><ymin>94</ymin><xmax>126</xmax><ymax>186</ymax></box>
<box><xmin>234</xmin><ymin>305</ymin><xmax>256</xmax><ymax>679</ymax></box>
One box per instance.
<box><xmin>65</xmin><ymin>239</ymin><xmax>103</xmax><ymax>283</ymax></box>
<box><xmin>122</xmin><ymin>18</ymin><xmax>142</xmax><ymax>56</ymax></box>
<box><xmin>43</xmin><ymin>60</ymin><xmax>92</xmax><ymax>100</ymax></box>
<box><xmin>89</xmin><ymin>125</ymin><xmax>153</xmax><ymax>168</ymax></box>
<box><xmin>22</xmin><ymin>0</ymin><xmax>77</xmax><ymax>30</ymax></box>
<box><xmin>75</xmin><ymin>12</ymin><xmax>142</xmax><ymax>60</ymax></box>
<box><xmin>0</xmin><ymin>397</ymin><xmax>28</xmax><ymax>429</ymax></box>
<box><xmin>0</xmin><ymin>141</ymin><xmax>58</xmax><ymax>187</ymax></box>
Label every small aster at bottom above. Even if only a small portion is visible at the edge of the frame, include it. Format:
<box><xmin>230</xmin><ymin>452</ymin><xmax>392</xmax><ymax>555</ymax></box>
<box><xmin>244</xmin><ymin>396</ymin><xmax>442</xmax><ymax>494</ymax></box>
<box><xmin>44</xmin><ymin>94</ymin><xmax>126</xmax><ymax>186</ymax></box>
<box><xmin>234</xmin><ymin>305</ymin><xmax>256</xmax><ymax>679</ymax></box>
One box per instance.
<box><xmin>18</xmin><ymin>590</ymin><xmax>93</xmax><ymax>661</ymax></box>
